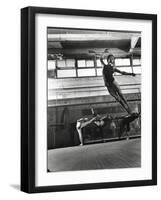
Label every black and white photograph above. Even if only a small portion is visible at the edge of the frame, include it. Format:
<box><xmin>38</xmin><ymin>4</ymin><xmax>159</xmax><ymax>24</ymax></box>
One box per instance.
<box><xmin>47</xmin><ymin>28</ymin><xmax>141</xmax><ymax>172</ymax></box>
<box><xmin>20</xmin><ymin>6</ymin><xmax>157</xmax><ymax>193</ymax></box>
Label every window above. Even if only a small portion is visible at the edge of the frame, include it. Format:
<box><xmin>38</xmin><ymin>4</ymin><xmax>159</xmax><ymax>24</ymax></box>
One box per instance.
<box><xmin>77</xmin><ymin>59</ymin><xmax>95</xmax><ymax>77</ymax></box>
<box><xmin>57</xmin><ymin>69</ymin><xmax>76</xmax><ymax>78</ymax></box>
<box><xmin>133</xmin><ymin>66</ymin><xmax>141</xmax><ymax>74</ymax></box>
<box><xmin>86</xmin><ymin>60</ymin><xmax>94</xmax><ymax>67</ymax></box>
<box><xmin>133</xmin><ymin>58</ymin><xmax>141</xmax><ymax>66</ymax></box>
<box><xmin>48</xmin><ymin>60</ymin><xmax>56</xmax><ymax>70</ymax></box>
<box><xmin>132</xmin><ymin>58</ymin><xmax>141</xmax><ymax>74</ymax></box>
<box><xmin>96</xmin><ymin>68</ymin><xmax>103</xmax><ymax>76</ymax></box>
<box><xmin>96</xmin><ymin>59</ymin><xmax>103</xmax><ymax>67</ymax></box>
<box><xmin>78</xmin><ymin>68</ymin><xmax>95</xmax><ymax>77</ymax></box>
<box><xmin>115</xmin><ymin>58</ymin><xmax>130</xmax><ymax>66</ymax></box>
<box><xmin>57</xmin><ymin>60</ymin><xmax>66</xmax><ymax>68</ymax></box>
<box><xmin>77</xmin><ymin>60</ymin><xmax>94</xmax><ymax>68</ymax></box>
<box><xmin>66</xmin><ymin>59</ymin><xmax>75</xmax><ymax>67</ymax></box>
<box><xmin>78</xmin><ymin>60</ymin><xmax>86</xmax><ymax>68</ymax></box>
<box><xmin>48</xmin><ymin>57</ymin><xmax>141</xmax><ymax>78</ymax></box>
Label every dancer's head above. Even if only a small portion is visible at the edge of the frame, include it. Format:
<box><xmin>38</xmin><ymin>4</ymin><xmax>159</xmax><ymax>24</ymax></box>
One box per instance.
<box><xmin>107</xmin><ymin>54</ymin><xmax>115</xmax><ymax>66</ymax></box>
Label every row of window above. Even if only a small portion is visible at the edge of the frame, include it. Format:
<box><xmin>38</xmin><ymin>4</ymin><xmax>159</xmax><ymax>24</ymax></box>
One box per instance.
<box><xmin>48</xmin><ymin>58</ymin><xmax>141</xmax><ymax>78</ymax></box>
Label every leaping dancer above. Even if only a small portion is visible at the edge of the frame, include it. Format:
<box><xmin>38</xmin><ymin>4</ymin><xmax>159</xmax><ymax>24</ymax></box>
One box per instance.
<box><xmin>99</xmin><ymin>49</ymin><xmax>136</xmax><ymax>114</ymax></box>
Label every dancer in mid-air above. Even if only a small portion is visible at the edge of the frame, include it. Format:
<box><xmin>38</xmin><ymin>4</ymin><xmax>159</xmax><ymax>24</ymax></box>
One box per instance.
<box><xmin>99</xmin><ymin>50</ymin><xmax>136</xmax><ymax>114</ymax></box>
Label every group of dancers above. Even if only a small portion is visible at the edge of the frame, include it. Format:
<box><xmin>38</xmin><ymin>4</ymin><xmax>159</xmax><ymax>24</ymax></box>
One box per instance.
<box><xmin>76</xmin><ymin>49</ymin><xmax>139</xmax><ymax>145</ymax></box>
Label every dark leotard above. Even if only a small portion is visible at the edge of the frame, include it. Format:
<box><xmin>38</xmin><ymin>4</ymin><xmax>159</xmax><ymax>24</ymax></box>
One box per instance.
<box><xmin>102</xmin><ymin>64</ymin><xmax>115</xmax><ymax>86</ymax></box>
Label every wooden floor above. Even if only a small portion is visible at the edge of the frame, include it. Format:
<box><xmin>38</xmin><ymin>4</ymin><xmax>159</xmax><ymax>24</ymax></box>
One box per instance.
<box><xmin>48</xmin><ymin>138</ymin><xmax>141</xmax><ymax>172</ymax></box>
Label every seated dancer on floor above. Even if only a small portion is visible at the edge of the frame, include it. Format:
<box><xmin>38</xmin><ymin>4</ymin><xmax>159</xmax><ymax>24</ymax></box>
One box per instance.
<box><xmin>99</xmin><ymin>49</ymin><xmax>136</xmax><ymax>114</ymax></box>
<box><xmin>117</xmin><ymin>112</ymin><xmax>140</xmax><ymax>139</ymax></box>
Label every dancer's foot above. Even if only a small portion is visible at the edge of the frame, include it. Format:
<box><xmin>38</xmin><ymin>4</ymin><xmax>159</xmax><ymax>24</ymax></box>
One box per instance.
<box><xmin>126</xmin><ymin>136</ymin><xmax>129</xmax><ymax>140</ymax></box>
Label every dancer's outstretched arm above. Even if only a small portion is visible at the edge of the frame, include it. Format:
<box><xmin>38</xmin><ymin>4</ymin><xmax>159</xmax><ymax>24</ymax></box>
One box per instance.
<box><xmin>81</xmin><ymin>116</ymin><xmax>97</xmax><ymax>128</ymax></box>
<box><xmin>115</xmin><ymin>68</ymin><xmax>136</xmax><ymax>76</ymax></box>
<box><xmin>77</xmin><ymin>116</ymin><xmax>97</xmax><ymax>129</ymax></box>
<box><xmin>100</xmin><ymin>57</ymin><xmax>106</xmax><ymax>66</ymax></box>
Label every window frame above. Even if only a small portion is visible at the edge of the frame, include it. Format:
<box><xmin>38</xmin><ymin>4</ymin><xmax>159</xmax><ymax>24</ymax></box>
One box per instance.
<box><xmin>47</xmin><ymin>56</ymin><xmax>141</xmax><ymax>79</ymax></box>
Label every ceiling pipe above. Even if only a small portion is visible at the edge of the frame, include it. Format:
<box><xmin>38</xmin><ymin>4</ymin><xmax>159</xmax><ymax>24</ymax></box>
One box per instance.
<box><xmin>48</xmin><ymin>33</ymin><xmax>141</xmax><ymax>42</ymax></box>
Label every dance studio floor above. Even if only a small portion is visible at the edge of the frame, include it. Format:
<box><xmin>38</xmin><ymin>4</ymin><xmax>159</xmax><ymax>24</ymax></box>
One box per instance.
<box><xmin>48</xmin><ymin>138</ymin><xmax>141</xmax><ymax>172</ymax></box>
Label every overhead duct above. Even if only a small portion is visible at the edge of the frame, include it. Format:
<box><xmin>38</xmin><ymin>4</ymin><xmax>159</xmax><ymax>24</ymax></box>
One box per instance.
<box><xmin>48</xmin><ymin>33</ymin><xmax>141</xmax><ymax>42</ymax></box>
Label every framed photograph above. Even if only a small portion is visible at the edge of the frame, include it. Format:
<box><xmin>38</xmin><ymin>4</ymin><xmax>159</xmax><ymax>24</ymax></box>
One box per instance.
<box><xmin>21</xmin><ymin>6</ymin><xmax>157</xmax><ymax>193</ymax></box>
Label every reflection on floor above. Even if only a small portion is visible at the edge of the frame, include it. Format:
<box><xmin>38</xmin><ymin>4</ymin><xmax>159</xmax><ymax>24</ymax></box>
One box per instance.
<box><xmin>48</xmin><ymin>138</ymin><xmax>141</xmax><ymax>172</ymax></box>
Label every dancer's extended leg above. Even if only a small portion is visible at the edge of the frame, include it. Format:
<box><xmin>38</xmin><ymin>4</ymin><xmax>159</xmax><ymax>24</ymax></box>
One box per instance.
<box><xmin>76</xmin><ymin>122</ymin><xmax>84</xmax><ymax>145</ymax></box>
<box><xmin>115</xmin><ymin>91</ymin><xmax>132</xmax><ymax>114</ymax></box>
<box><xmin>107</xmin><ymin>82</ymin><xmax>132</xmax><ymax>114</ymax></box>
<box><xmin>113</xmin><ymin>80</ymin><xmax>131</xmax><ymax>112</ymax></box>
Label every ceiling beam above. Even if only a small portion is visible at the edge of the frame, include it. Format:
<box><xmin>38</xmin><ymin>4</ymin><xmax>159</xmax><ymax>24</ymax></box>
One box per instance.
<box><xmin>48</xmin><ymin>33</ymin><xmax>141</xmax><ymax>42</ymax></box>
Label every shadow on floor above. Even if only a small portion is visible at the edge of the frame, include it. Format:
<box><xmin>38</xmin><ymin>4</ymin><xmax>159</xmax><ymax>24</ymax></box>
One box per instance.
<box><xmin>10</xmin><ymin>184</ymin><xmax>20</xmax><ymax>191</ymax></box>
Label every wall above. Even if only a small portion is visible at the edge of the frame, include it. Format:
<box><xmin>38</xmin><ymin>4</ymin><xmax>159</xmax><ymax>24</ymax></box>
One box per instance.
<box><xmin>48</xmin><ymin>75</ymin><xmax>141</xmax><ymax>105</ymax></box>
<box><xmin>48</xmin><ymin>98</ymin><xmax>141</xmax><ymax>148</ymax></box>
<box><xmin>48</xmin><ymin>70</ymin><xmax>141</xmax><ymax>148</ymax></box>
<box><xmin>0</xmin><ymin>0</ymin><xmax>160</xmax><ymax>200</ymax></box>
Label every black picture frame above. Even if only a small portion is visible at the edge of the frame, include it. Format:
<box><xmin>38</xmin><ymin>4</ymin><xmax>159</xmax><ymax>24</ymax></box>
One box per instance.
<box><xmin>21</xmin><ymin>6</ymin><xmax>157</xmax><ymax>193</ymax></box>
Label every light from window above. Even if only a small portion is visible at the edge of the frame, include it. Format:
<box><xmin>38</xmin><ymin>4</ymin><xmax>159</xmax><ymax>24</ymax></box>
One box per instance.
<box><xmin>57</xmin><ymin>60</ymin><xmax>66</xmax><ymax>68</ymax></box>
<box><xmin>86</xmin><ymin>60</ymin><xmax>94</xmax><ymax>67</ymax></box>
<box><xmin>57</xmin><ymin>69</ymin><xmax>76</xmax><ymax>78</ymax></box>
<box><xmin>66</xmin><ymin>59</ymin><xmax>75</xmax><ymax>67</ymax></box>
<box><xmin>78</xmin><ymin>68</ymin><xmax>96</xmax><ymax>77</ymax></box>
<box><xmin>96</xmin><ymin>68</ymin><xmax>103</xmax><ymax>76</ymax></box>
<box><xmin>78</xmin><ymin>60</ymin><xmax>86</xmax><ymax>68</ymax></box>
<box><xmin>96</xmin><ymin>59</ymin><xmax>103</xmax><ymax>67</ymax></box>
<box><xmin>48</xmin><ymin>60</ymin><xmax>56</xmax><ymax>70</ymax></box>
<box><xmin>115</xmin><ymin>58</ymin><xmax>130</xmax><ymax>66</ymax></box>
<box><xmin>133</xmin><ymin>67</ymin><xmax>141</xmax><ymax>74</ymax></box>
<box><xmin>133</xmin><ymin>59</ymin><xmax>141</xmax><ymax>65</ymax></box>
